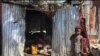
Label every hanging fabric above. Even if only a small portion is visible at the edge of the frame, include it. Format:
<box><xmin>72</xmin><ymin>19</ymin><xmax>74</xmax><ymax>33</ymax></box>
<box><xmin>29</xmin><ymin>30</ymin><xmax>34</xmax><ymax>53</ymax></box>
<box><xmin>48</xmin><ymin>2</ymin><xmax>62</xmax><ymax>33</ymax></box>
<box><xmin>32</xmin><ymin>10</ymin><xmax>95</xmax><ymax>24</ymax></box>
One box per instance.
<box><xmin>80</xmin><ymin>9</ymin><xmax>89</xmax><ymax>56</ymax></box>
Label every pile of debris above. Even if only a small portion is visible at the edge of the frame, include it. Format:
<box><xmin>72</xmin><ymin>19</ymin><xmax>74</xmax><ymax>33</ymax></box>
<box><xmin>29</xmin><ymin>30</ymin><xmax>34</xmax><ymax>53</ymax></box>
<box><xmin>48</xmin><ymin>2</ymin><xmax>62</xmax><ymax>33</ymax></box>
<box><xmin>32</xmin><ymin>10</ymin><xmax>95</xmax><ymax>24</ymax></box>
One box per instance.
<box><xmin>89</xmin><ymin>39</ymin><xmax>100</xmax><ymax>56</ymax></box>
<box><xmin>2</xmin><ymin>0</ymin><xmax>81</xmax><ymax>12</ymax></box>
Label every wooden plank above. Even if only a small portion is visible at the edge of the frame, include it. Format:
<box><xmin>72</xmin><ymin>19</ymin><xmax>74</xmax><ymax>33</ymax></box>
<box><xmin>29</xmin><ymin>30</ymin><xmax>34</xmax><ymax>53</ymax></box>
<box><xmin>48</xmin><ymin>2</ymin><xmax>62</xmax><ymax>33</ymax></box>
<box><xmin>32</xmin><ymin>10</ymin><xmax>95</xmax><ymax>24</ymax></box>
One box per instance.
<box><xmin>98</xmin><ymin>7</ymin><xmax>100</xmax><ymax>39</ymax></box>
<box><xmin>0</xmin><ymin>0</ymin><xmax>2</xmax><ymax>56</ymax></box>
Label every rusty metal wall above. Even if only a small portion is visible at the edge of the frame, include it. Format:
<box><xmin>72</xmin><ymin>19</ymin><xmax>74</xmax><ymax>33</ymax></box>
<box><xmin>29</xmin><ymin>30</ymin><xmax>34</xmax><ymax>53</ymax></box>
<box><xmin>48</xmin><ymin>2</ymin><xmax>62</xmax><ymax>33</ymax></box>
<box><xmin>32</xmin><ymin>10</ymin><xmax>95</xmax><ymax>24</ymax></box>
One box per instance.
<box><xmin>2</xmin><ymin>3</ymin><xmax>26</xmax><ymax>56</ymax></box>
<box><xmin>82</xmin><ymin>1</ymin><xmax>98</xmax><ymax>36</ymax></box>
<box><xmin>52</xmin><ymin>7</ymin><xmax>80</xmax><ymax>56</ymax></box>
<box><xmin>82</xmin><ymin>1</ymin><xmax>91</xmax><ymax>35</ymax></box>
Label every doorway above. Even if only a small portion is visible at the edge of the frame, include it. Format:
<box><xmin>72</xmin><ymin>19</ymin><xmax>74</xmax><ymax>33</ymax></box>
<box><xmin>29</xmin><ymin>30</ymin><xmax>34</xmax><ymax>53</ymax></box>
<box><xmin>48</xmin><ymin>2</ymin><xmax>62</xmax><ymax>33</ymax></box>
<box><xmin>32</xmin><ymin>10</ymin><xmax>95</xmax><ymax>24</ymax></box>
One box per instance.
<box><xmin>24</xmin><ymin>10</ymin><xmax>52</xmax><ymax>55</ymax></box>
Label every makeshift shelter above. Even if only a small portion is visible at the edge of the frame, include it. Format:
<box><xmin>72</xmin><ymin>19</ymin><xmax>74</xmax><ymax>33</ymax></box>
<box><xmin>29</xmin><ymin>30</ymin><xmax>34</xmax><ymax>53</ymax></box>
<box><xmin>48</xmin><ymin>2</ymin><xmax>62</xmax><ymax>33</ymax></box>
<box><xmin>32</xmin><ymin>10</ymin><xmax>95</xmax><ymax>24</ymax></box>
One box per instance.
<box><xmin>1</xmin><ymin>0</ymin><xmax>100</xmax><ymax>56</ymax></box>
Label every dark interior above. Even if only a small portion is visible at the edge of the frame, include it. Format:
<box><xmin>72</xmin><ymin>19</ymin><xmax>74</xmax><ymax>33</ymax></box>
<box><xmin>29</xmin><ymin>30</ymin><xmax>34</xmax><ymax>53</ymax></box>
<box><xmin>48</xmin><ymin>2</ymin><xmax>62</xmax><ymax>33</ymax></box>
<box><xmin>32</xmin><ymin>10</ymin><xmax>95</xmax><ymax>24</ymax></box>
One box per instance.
<box><xmin>24</xmin><ymin>10</ymin><xmax>52</xmax><ymax>54</ymax></box>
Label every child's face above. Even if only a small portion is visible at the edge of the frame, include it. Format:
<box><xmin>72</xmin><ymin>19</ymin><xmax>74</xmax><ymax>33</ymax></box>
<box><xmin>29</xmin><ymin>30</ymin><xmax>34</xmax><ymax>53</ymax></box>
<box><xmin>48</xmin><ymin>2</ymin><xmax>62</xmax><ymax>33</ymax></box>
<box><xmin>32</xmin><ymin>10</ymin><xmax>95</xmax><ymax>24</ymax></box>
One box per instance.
<box><xmin>76</xmin><ymin>29</ymin><xmax>81</xmax><ymax>35</ymax></box>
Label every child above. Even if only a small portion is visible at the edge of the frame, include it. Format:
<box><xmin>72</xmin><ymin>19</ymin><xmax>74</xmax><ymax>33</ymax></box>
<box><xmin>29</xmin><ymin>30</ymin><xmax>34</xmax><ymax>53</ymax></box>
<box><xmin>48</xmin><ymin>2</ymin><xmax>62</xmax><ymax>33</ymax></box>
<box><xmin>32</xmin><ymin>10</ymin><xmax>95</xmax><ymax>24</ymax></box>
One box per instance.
<box><xmin>70</xmin><ymin>27</ymin><xmax>83</xmax><ymax>56</ymax></box>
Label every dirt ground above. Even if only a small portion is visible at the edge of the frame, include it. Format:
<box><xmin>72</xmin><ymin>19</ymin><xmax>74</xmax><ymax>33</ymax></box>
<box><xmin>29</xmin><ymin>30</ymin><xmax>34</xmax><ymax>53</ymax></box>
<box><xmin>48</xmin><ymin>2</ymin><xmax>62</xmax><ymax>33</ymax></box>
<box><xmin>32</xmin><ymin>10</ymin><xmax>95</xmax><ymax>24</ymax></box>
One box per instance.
<box><xmin>24</xmin><ymin>53</ymin><xmax>44</xmax><ymax>56</ymax></box>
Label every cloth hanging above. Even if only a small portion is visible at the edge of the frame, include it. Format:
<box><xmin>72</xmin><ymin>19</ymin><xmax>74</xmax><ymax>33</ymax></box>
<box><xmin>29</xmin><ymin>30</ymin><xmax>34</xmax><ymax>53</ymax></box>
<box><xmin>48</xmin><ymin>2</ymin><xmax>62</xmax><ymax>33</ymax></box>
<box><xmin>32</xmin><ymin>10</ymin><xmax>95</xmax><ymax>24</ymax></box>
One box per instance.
<box><xmin>80</xmin><ymin>8</ymin><xmax>89</xmax><ymax>56</ymax></box>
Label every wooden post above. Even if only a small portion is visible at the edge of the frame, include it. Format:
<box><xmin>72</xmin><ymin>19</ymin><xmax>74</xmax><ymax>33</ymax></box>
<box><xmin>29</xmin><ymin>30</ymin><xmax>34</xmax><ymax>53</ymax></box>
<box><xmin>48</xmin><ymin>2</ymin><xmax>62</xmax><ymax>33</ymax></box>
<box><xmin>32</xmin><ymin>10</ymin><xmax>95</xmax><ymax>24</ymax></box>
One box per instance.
<box><xmin>98</xmin><ymin>7</ymin><xmax>100</xmax><ymax>39</ymax></box>
<box><xmin>2</xmin><ymin>3</ymin><xmax>26</xmax><ymax>56</ymax></box>
<box><xmin>52</xmin><ymin>7</ymin><xmax>80</xmax><ymax>56</ymax></box>
<box><xmin>0</xmin><ymin>0</ymin><xmax>2</xmax><ymax>55</ymax></box>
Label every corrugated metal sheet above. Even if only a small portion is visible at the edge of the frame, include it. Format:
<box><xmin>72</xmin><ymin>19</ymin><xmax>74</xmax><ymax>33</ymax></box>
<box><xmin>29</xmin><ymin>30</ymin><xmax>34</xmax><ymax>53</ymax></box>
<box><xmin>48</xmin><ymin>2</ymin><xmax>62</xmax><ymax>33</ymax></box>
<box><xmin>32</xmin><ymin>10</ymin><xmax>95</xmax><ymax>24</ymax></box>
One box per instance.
<box><xmin>2</xmin><ymin>2</ymin><xmax>80</xmax><ymax>56</ymax></box>
<box><xmin>82</xmin><ymin>1</ymin><xmax>91</xmax><ymax>36</ymax></box>
<box><xmin>2</xmin><ymin>3</ymin><xmax>26</xmax><ymax>56</ymax></box>
<box><xmin>52</xmin><ymin>7</ymin><xmax>80</xmax><ymax>56</ymax></box>
<box><xmin>82</xmin><ymin>1</ymin><xmax>98</xmax><ymax>36</ymax></box>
